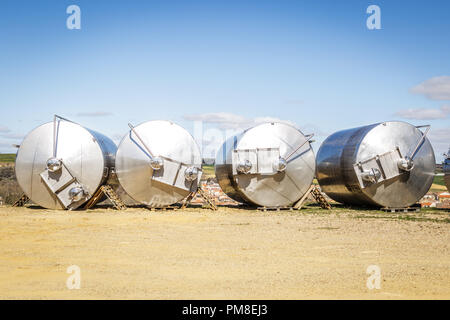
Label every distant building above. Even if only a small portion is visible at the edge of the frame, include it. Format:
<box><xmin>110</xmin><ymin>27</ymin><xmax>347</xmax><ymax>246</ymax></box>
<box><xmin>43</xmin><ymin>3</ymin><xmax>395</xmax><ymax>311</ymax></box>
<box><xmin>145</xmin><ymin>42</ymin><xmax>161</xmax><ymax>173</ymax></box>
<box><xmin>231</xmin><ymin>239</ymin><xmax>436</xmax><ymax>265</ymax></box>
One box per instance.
<box><xmin>436</xmin><ymin>192</ymin><xmax>450</xmax><ymax>209</ymax></box>
<box><xmin>421</xmin><ymin>201</ymin><xmax>435</xmax><ymax>208</ymax></box>
<box><xmin>438</xmin><ymin>192</ymin><xmax>450</xmax><ymax>201</ymax></box>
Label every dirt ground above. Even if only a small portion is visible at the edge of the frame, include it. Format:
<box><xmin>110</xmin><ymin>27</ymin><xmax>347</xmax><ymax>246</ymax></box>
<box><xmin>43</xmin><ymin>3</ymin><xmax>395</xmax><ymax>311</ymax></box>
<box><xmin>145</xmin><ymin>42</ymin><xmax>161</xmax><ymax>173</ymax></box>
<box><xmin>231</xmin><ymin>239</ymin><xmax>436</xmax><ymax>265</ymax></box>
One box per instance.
<box><xmin>0</xmin><ymin>205</ymin><xmax>448</xmax><ymax>299</ymax></box>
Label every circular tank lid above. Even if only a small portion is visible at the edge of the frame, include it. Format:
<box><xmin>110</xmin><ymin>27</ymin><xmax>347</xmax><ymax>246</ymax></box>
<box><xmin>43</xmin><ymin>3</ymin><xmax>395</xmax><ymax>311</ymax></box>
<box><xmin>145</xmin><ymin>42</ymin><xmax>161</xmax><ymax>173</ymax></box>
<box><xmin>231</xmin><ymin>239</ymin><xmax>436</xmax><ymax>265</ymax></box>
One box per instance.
<box><xmin>356</xmin><ymin>121</ymin><xmax>435</xmax><ymax>207</ymax></box>
<box><xmin>115</xmin><ymin>120</ymin><xmax>202</xmax><ymax>207</ymax></box>
<box><xmin>226</xmin><ymin>122</ymin><xmax>316</xmax><ymax>207</ymax></box>
<box><xmin>15</xmin><ymin>121</ymin><xmax>106</xmax><ymax>209</ymax></box>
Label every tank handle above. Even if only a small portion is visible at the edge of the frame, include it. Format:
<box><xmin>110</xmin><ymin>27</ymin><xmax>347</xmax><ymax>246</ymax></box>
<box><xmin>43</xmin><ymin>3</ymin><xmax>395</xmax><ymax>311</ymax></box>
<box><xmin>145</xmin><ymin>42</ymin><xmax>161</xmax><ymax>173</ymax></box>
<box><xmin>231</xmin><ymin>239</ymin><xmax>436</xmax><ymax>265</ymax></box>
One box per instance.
<box><xmin>52</xmin><ymin>114</ymin><xmax>78</xmax><ymax>159</ymax></box>
<box><xmin>128</xmin><ymin>123</ymin><xmax>155</xmax><ymax>159</ymax></box>
<box><xmin>409</xmin><ymin>125</ymin><xmax>430</xmax><ymax>160</ymax></box>
<box><xmin>285</xmin><ymin>133</ymin><xmax>314</xmax><ymax>162</ymax></box>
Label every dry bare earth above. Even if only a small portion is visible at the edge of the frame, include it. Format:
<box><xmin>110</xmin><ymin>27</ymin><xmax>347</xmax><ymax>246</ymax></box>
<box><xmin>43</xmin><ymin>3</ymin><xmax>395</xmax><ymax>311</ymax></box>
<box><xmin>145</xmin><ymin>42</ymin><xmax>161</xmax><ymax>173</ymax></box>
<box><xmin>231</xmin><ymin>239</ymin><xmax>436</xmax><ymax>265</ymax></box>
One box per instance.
<box><xmin>0</xmin><ymin>205</ymin><xmax>448</xmax><ymax>299</ymax></box>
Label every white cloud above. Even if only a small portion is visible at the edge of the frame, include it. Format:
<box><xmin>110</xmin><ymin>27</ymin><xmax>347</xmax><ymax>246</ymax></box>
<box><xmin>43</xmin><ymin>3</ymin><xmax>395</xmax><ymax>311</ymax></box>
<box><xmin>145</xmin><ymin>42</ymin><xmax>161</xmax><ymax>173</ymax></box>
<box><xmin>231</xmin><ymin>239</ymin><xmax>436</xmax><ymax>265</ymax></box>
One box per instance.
<box><xmin>428</xmin><ymin>128</ymin><xmax>450</xmax><ymax>144</ymax></box>
<box><xmin>0</xmin><ymin>133</ymin><xmax>25</xmax><ymax>140</ymax></box>
<box><xmin>395</xmin><ymin>105</ymin><xmax>450</xmax><ymax>120</ymax></box>
<box><xmin>428</xmin><ymin>128</ymin><xmax>450</xmax><ymax>160</ymax></box>
<box><xmin>410</xmin><ymin>76</ymin><xmax>450</xmax><ymax>100</ymax></box>
<box><xmin>0</xmin><ymin>126</ymin><xmax>10</xmax><ymax>133</ymax></box>
<box><xmin>183</xmin><ymin>112</ymin><xmax>298</xmax><ymax>130</ymax></box>
<box><xmin>76</xmin><ymin>111</ymin><xmax>113</xmax><ymax>117</ymax></box>
<box><xmin>183</xmin><ymin>112</ymin><xmax>248</xmax><ymax>129</ymax></box>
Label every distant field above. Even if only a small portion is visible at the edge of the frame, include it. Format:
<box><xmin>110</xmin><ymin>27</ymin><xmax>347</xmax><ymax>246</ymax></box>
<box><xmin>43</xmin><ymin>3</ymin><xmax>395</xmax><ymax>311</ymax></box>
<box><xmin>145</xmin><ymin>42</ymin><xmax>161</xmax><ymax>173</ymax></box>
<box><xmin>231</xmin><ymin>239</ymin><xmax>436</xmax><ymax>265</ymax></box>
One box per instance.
<box><xmin>201</xmin><ymin>164</ymin><xmax>215</xmax><ymax>178</ymax></box>
<box><xmin>0</xmin><ymin>154</ymin><xmax>15</xmax><ymax>163</ymax></box>
<box><xmin>434</xmin><ymin>175</ymin><xmax>445</xmax><ymax>186</ymax></box>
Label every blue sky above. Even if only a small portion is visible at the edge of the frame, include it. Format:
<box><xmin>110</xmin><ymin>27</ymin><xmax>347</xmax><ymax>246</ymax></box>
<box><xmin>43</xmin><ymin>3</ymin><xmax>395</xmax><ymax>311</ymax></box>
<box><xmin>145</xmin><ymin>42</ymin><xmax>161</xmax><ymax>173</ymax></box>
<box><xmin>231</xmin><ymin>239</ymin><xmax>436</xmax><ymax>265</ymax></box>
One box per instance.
<box><xmin>0</xmin><ymin>0</ymin><xmax>449</xmax><ymax>161</ymax></box>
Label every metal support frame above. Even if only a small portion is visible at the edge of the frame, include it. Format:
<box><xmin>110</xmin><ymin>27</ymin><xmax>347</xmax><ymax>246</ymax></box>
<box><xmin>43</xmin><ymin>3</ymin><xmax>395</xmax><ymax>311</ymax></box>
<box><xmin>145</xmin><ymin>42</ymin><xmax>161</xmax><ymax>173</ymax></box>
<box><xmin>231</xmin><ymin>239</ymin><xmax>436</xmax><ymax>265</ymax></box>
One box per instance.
<box><xmin>181</xmin><ymin>187</ymin><xmax>217</xmax><ymax>210</ymax></box>
<box><xmin>12</xmin><ymin>194</ymin><xmax>30</xmax><ymax>207</ymax></box>
<box><xmin>84</xmin><ymin>185</ymin><xmax>127</xmax><ymax>210</ymax></box>
<box><xmin>293</xmin><ymin>185</ymin><xmax>331</xmax><ymax>210</ymax></box>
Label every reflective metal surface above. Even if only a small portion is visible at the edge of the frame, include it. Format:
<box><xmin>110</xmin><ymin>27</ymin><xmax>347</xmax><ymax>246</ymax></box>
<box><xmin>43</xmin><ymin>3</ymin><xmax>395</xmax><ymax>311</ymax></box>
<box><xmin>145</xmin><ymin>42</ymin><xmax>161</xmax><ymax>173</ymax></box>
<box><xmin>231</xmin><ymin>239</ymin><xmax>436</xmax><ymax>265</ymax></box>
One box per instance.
<box><xmin>444</xmin><ymin>148</ymin><xmax>450</xmax><ymax>192</ymax></box>
<box><xmin>15</xmin><ymin>120</ymin><xmax>117</xmax><ymax>209</ymax></box>
<box><xmin>115</xmin><ymin>120</ymin><xmax>202</xmax><ymax>207</ymax></box>
<box><xmin>215</xmin><ymin>122</ymin><xmax>316</xmax><ymax>207</ymax></box>
<box><xmin>316</xmin><ymin>121</ymin><xmax>436</xmax><ymax>208</ymax></box>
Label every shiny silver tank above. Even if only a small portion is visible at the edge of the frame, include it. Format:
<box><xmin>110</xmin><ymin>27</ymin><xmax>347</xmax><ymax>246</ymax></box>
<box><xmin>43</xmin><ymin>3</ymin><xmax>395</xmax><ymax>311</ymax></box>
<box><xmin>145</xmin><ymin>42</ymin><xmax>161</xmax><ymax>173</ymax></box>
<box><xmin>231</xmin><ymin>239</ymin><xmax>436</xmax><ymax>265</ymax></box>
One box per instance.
<box><xmin>316</xmin><ymin>121</ymin><xmax>436</xmax><ymax>208</ymax></box>
<box><xmin>444</xmin><ymin>148</ymin><xmax>450</xmax><ymax>192</ymax></box>
<box><xmin>215</xmin><ymin>122</ymin><xmax>316</xmax><ymax>207</ymax></box>
<box><xmin>115</xmin><ymin>120</ymin><xmax>202</xmax><ymax>207</ymax></box>
<box><xmin>15</xmin><ymin>116</ymin><xmax>117</xmax><ymax>210</ymax></box>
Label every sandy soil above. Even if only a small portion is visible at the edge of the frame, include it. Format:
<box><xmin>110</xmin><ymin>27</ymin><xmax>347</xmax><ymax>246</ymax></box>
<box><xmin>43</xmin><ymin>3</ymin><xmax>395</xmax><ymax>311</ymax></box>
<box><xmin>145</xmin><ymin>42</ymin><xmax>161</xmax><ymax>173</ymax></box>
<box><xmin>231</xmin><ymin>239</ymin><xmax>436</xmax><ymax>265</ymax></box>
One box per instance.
<box><xmin>0</xmin><ymin>205</ymin><xmax>448</xmax><ymax>299</ymax></box>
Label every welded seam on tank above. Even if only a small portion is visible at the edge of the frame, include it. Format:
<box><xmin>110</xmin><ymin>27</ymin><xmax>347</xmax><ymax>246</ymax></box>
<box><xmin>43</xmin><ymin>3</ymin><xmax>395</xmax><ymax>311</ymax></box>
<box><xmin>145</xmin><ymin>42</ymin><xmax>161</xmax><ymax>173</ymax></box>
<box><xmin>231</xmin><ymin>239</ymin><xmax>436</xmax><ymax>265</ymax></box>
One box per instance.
<box><xmin>273</xmin><ymin>133</ymin><xmax>296</xmax><ymax>156</ymax></box>
<box><xmin>283</xmin><ymin>172</ymin><xmax>303</xmax><ymax>195</ymax></box>
<box><xmin>258</xmin><ymin>179</ymin><xmax>293</xmax><ymax>202</ymax></box>
<box><xmin>30</xmin><ymin>146</ymin><xmax>38</xmax><ymax>200</ymax></box>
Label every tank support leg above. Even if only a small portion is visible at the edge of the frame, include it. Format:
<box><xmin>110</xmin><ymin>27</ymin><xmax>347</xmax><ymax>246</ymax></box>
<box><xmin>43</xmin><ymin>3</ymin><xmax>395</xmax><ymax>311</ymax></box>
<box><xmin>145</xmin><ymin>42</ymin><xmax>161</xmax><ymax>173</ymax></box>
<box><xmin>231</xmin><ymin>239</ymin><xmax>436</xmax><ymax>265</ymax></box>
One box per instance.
<box><xmin>84</xmin><ymin>185</ymin><xmax>127</xmax><ymax>210</ymax></box>
<box><xmin>293</xmin><ymin>186</ymin><xmax>331</xmax><ymax>210</ymax></box>
<box><xmin>12</xmin><ymin>194</ymin><xmax>30</xmax><ymax>207</ymax></box>
<box><xmin>182</xmin><ymin>187</ymin><xmax>218</xmax><ymax>210</ymax></box>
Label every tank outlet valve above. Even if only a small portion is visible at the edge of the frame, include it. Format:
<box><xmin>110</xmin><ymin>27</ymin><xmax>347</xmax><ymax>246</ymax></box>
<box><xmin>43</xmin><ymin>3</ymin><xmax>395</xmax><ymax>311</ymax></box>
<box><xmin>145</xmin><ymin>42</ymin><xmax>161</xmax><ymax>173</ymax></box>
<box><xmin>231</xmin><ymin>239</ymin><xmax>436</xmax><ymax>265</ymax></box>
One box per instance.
<box><xmin>185</xmin><ymin>166</ymin><xmax>199</xmax><ymax>181</ymax></box>
<box><xmin>361</xmin><ymin>168</ymin><xmax>382</xmax><ymax>183</ymax></box>
<box><xmin>68</xmin><ymin>187</ymin><xmax>86</xmax><ymax>202</ymax></box>
<box><xmin>150</xmin><ymin>157</ymin><xmax>164</xmax><ymax>170</ymax></box>
<box><xmin>46</xmin><ymin>157</ymin><xmax>62</xmax><ymax>172</ymax></box>
<box><xmin>397</xmin><ymin>157</ymin><xmax>414</xmax><ymax>171</ymax></box>
<box><xmin>273</xmin><ymin>157</ymin><xmax>287</xmax><ymax>172</ymax></box>
<box><xmin>236</xmin><ymin>160</ymin><xmax>252</xmax><ymax>174</ymax></box>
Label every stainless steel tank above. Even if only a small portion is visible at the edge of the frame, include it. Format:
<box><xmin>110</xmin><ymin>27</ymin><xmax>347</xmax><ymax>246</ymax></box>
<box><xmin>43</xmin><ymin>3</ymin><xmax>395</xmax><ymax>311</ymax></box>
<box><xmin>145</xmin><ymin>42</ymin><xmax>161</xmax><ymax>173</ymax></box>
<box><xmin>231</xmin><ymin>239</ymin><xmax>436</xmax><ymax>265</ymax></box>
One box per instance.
<box><xmin>444</xmin><ymin>148</ymin><xmax>450</xmax><ymax>192</ymax></box>
<box><xmin>115</xmin><ymin>120</ymin><xmax>202</xmax><ymax>207</ymax></box>
<box><xmin>215</xmin><ymin>122</ymin><xmax>316</xmax><ymax>207</ymax></box>
<box><xmin>15</xmin><ymin>116</ymin><xmax>117</xmax><ymax>210</ymax></box>
<box><xmin>316</xmin><ymin>121</ymin><xmax>436</xmax><ymax>208</ymax></box>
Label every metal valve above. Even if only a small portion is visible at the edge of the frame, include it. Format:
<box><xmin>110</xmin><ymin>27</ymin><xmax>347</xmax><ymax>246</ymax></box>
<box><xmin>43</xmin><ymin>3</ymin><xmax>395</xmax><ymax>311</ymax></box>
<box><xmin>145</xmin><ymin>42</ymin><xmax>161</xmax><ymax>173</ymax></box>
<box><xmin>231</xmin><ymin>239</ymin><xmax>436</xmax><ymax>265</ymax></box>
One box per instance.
<box><xmin>46</xmin><ymin>157</ymin><xmax>62</xmax><ymax>172</ymax></box>
<box><xmin>185</xmin><ymin>166</ymin><xmax>199</xmax><ymax>181</ymax></box>
<box><xmin>397</xmin><ymin>156</ymin><xmax>414</xmax><ymax>171</ymax></box>
<box><xmin>236</xmin><ymin>160</ymin><xmax>252</xmax><ymax>174</ymax></box>
<box><xmin>150</xmin><ymin>157</ymin><xmax>164</xmax><ymax>170</ymax></box>
<box><xmin>68</xmin><ymin>187</ymin><xmax>85</xmax><ymax>202</ymax></box>
<box><xmin>273</xmin><ymin>157</ymin><xmax>287</xmax><ymax>172</ymax></box>
<box><xmin>361</xmin><ymin>168</ymin><xmax>381</xmax><ymax>183</ymax></box>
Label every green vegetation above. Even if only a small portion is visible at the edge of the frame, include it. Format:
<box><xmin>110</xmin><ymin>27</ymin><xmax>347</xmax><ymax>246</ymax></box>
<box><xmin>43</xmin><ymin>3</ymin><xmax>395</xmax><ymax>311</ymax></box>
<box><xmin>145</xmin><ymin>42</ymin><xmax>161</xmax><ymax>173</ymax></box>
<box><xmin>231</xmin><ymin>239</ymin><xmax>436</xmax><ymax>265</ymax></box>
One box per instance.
<box><xmin>0</xmin><ymin>154</ymin><xmax>15</xmax><ymax>163</ymax></box>
<box><xmin>0</xmin><ymin>164</ymin><xmax>22</xmax><ymax>204</ymax></box>
<box><xmin>433</xmin><ymin>175</ymin><xmax>445</xmax><ymax>186</ymax></box>
<box><xmin>202</xmin><ymin>164</ymin><xmax>215</xmax><ymax>178</ymax></box>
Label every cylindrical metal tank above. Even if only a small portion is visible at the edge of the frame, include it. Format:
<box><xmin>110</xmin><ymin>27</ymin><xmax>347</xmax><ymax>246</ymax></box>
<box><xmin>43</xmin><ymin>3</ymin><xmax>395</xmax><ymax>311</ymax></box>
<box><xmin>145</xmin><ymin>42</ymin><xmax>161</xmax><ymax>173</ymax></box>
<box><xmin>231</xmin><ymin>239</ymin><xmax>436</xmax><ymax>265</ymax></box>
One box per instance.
<box><xmin>215</xmin><ymin>122</ymin><xmax>316</xmax><ymax>207</ymax></box>
<box><xmin>316</xmin><ymin>121</ymin><xmax>436</xmax><ymax>208</ymax></box>
<box><xmin>15</xmin><ymin>116</ymin><xmax>117</xmax><ymax>210</ymax></box>
<box><xmin>115</xmin><ymin>120</ymin><xmax>202</xmax><ymax>207</ymax></box>
<box><xmin>444</xmin><ymin>148</ymin><xmax>450</xmax><ymax>192</ymax></box>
